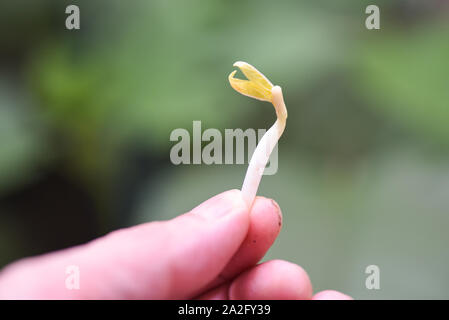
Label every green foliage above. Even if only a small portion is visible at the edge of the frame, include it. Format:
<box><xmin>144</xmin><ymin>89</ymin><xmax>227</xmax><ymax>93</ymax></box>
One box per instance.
<box><xmin>355</xmin><ymin>22</ymin><xmax>449</xmax><ymax>145</ymax></box>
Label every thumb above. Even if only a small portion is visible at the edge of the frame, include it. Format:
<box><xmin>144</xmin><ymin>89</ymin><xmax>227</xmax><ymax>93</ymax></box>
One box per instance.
<box><xmin>0</xmin><ymin>190</ymin><xmax>250</xmax><ymax>299</ymax></box>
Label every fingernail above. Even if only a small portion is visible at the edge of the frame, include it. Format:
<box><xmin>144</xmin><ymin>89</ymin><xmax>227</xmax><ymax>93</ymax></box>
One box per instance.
<box><xmin>270</xmin><ymin>199</ymin><xmax>282</xmax><ymax>227</ymax></box>
<box><xmin>194</xmin><ymin>190</ymin><xmax>247</xmax><ymax>220</ymax></box>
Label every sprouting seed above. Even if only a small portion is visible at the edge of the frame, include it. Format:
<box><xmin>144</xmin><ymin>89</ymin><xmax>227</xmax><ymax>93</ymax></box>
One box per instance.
<box><xmin>228</xmin><ymin>61</ymin><xmax>288</xmax><ymax>208</ymax></box>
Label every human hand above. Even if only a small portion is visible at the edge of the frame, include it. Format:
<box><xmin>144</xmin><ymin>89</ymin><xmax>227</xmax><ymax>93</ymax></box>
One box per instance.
<box><xmin>0</xmin><ymin>190</ymin><xmax>351</xmax><ymax>300</ymax></box>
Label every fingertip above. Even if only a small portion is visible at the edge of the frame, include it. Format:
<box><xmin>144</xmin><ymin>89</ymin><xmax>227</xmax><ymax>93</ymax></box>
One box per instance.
<box><xmin>229</xmin><ymin>260</ymin><xmax>313</xmax><ymax>300</ymax></box>
<box><xmin>196</xmin><ymin>283</ymin><xmax>230</xmax><ymax>300</ymax></box>
<box><xmin>215</xmin><ymin>196</ymin><xmax>282</xmax><ymax>281</ymax></box>
<box><xmin>312</xmin><ymin>290</ymin><xmax>353</xmax><ymax>300</ymax></box>
<box><xmin>254</xmin><ymin>196</ymin><xmax>282</xmax><ymax>228</ymax></box>
<box><xmin>246</xmin><ymin>196</ymin><xmax>282</xmax><ymax>247</ymax></box>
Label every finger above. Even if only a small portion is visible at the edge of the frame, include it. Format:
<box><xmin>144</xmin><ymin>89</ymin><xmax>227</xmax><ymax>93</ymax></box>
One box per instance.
<box><xmin>312</xmin><ymin>290</ymin><xmax>353</xmax><ymax>300</ymax></box>
<box><xmin>0</xmin><ymin>190</ymin><xmax>250</xmax><ymax>299</ymax></box>
<box><xmin>196</xmin><ymin>283</ymin><xmax>230</xmax><ymax>300</ymax></box>
<box><xmin>198</xmin><ymin>260</ymin><xmax>313</xmax><ymax>300</ymax></box>
<box><xmin>204</xmin><ymin>196</ymin><xmax>282</xmax><ymax>291</ymax></box>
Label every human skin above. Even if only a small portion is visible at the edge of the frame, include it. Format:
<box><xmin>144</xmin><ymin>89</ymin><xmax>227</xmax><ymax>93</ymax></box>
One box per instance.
<box><xmin>0</xmin><ymin>190</ymin><xmax>352</xmax><ymax>300</ymax></box>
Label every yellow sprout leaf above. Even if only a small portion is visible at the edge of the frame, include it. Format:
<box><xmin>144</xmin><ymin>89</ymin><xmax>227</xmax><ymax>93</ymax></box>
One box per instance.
<box><xmin>228</xmin><ymin>61</ymin><xmax>274</xmax><ymax>102</ymax></box>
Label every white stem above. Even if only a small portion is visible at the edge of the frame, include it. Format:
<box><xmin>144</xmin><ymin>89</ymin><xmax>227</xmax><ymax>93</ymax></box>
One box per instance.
<box><xmin>241</xmin><ymin>86</ymin><xmax>287</xmax><ymax>208</ymax></box>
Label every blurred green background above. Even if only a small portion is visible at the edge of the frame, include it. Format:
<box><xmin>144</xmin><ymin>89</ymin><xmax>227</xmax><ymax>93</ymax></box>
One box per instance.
<box><xmin>1</xmin><ymin>0</ymin><xmax>448</xmax><ymax>299</ymax></box>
